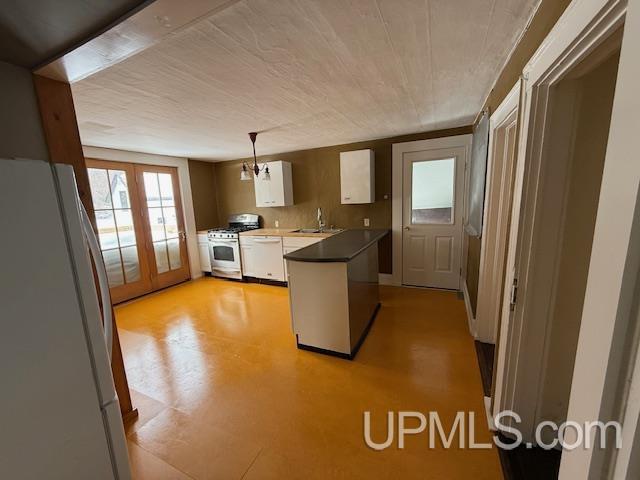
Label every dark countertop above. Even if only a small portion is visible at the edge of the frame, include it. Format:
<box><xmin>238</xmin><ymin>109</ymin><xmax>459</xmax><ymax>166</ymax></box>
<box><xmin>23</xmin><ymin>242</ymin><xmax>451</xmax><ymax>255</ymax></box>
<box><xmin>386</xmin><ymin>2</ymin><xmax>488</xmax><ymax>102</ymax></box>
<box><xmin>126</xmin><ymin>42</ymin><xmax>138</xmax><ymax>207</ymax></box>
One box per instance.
<box><xmin>284</xmin><ymin>229</ymin><xmax>389</xmax><ymax>263</ymax></box>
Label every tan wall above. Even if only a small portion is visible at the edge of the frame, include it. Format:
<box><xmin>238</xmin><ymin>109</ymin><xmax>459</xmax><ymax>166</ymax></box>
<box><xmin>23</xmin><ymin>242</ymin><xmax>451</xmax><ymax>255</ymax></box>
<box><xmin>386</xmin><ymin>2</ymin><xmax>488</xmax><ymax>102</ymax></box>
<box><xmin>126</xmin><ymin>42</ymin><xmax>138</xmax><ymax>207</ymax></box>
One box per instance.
<box><xmin>464</xmin><ymin>0</ymin><xmax>573</xmax><ymax>314</ymax></box>
<box><xmin>188</xmin><ymin>159</ymin><xmax>220</xmax><ymax>231</ymax></box>
<box><xmin>207</xmin><ymin>127</ymin><xmax>471</xmax><ymax>274</ymax></box>
<box><xmin>0</xmin><ymin>62</ymin><xmax>49</xmax><ymax>161</ymax></box>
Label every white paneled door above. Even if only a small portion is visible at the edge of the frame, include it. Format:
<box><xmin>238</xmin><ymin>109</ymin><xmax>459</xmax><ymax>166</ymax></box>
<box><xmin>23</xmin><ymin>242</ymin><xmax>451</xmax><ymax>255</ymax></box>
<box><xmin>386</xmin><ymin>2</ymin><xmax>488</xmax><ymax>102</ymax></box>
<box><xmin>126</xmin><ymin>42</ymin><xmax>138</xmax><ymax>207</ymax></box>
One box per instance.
<box><xmin>402</xmin><ymin>146</ymin><xmax>466</xmax><ymax>289</ymax></box>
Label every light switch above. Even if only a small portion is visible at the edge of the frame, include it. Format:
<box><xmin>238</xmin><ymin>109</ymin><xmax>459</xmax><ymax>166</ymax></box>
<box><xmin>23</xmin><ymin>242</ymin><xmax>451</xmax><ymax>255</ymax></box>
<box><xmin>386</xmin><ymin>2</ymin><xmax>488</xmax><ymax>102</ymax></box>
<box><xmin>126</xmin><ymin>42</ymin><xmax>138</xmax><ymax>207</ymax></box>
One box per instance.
<box><xmin>364</xmin><ymin>218</ymin><xmax>370</xmax><ymax>227</ymax></box>
<box><xmin>275</xmin><ymin>220</ymin><xmax>279</xmax><ymax>228</ymax></box>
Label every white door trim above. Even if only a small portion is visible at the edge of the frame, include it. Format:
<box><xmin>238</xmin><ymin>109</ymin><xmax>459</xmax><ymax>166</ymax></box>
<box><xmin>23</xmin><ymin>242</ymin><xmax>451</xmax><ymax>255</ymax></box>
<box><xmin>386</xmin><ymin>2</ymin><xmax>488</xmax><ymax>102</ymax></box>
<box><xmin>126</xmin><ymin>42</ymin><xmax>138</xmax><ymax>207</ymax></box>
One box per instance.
<box><xmin>494</xmin><ymin>0</ymin><xmax>638</xmax><ymax>462</ymax></box>
<box><xmin>392</xmin><ymin>135</ymin><xmax>472</xmax><ymax>287</ymax></box>
<box><xmin>475</xmin><ymin>80</ymin><xmax>521</xmax><ymax>344</ymax></box>
<box><xmin>559</xmin><ymin>0</ymin><xmax>640</xmax><ymax>477</ymax></box>
<box><xmin>82</xmin><ymin>145</ymin><xmax>201</xmax><ymax>280</ymax></box>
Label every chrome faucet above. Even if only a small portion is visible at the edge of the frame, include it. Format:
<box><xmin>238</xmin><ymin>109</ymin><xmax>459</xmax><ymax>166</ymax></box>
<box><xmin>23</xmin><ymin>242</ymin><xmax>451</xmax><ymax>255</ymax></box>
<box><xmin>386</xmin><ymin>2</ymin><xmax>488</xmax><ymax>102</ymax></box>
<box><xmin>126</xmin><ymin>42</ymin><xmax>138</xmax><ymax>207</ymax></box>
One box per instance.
<box><xmin>317</xmin><ymin>207</ymin><xmax>325</xmax><ymax>232</ymax></box>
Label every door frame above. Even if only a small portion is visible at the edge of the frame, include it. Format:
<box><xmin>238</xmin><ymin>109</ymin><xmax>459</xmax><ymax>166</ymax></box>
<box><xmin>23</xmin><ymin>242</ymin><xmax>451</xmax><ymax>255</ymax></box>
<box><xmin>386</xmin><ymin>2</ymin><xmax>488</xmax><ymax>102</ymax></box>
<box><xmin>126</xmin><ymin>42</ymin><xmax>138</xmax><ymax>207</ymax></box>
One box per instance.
<box><xmin>492</xmin><ymin>0</ymin><xmax>632</xmax><ymax>463</ymax></box>
<box><xmin>474</xmin><ymin>80</ymin><xmax>521</xmax><ymax>344</ymax></box>
<box><xmin>559</xmin><ymin>0</ymin><xmax>640</xmax><ymax>477</ymax></box>
<box><xmin>83</xmin><ymin>146</ymin><xmax>200</xmax><ymax>280</ymax></box>
<box><xmin>391</xmin><ymin>134</ymin><xmax>472</xmax><ymax>287</ymax></box>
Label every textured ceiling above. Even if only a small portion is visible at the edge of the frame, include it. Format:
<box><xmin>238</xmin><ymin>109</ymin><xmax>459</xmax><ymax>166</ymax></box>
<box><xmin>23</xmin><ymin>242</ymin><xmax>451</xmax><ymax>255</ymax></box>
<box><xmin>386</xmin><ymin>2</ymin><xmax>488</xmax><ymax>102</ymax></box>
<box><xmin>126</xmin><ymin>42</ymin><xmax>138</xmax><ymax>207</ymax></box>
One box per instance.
<box><xmin>73</xmin><ymin>0</ymin><xmax>538</xmax><ymax>161</ymax></box>
<box><xmin>0</xmin><ymin>0</ymin><xmax>147</xmax><ymax>68</ymax></box>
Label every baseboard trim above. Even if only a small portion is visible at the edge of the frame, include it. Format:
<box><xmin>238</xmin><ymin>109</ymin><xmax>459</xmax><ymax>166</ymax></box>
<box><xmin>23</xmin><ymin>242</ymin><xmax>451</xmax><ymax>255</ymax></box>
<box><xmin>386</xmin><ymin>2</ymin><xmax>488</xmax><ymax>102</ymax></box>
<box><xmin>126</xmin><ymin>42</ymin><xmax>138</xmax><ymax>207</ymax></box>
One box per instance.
<box><xmin>484</xmin><ymin>396</ymin><xmax>495</xmax><ymax>431</ymax></box>
<box><xmin>461</xmin><ymin>279</ymin><xmax>476</xmax><ymax>336</ymax></box>
<box><xmin>296</xmin><ymin>303</ymin><xmax>381</xmax><ymax>360</ymax></box>
<box><xmin>378</xmin><ymin>273</ymin><xmax>395</xmax><ymax>285</ymax></box>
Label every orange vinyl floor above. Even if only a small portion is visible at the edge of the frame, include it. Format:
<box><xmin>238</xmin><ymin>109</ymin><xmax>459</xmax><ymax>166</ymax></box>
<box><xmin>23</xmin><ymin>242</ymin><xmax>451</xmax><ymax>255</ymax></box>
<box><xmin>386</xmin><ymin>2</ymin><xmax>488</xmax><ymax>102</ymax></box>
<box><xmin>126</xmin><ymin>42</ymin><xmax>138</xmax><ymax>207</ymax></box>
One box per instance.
<box><xmin>117</xmin><ymin>277</ymin><xmax>502</xmax><ymax>479</ymax></box>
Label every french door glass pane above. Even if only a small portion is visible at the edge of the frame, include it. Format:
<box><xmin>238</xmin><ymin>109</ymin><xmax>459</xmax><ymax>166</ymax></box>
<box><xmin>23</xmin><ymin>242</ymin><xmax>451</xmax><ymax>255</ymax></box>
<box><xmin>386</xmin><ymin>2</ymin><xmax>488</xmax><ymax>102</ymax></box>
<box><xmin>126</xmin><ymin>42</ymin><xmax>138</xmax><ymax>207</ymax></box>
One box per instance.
<box><xmin>158</xmin><ymin>173</ymin><xmax>175</xmax><ymax>206</ymax></box>
<box><xmin>148</xmin><ymin>207</ymin><xmax>166</xmax><ymax>241</ymax></box>
<box><xmin>109</xmin><ymin>170</ymin><xmax>131</xmax><ymax>208</ymax></box>
<box><xmin>163</xmin><ymin>207</ymin><xmax>178</xmax><ymax>238</ymax></box>
<box><xmin>114</xmin><ymin>209</ymin><xmax>136</xmax><ymax>247</ymax></box>
<box><xmin>153</xmin><ymin>241</ymin><xmax>170</xmax><ymax>273</ymax></box>
<box><xmin>142</xmin><ymin>170</ymin><xmax>182</xmax><ymax>274</ymax></box>
<box><xmin>143</xmin><ymin>172</ymin><xmax>162</xmax><ymax>207</ymax></box>
<box><xmin>411</xmin><ymin>158</ymin><xmax>455</xmax><ymax>224</ymax></box>
<box><xmin>87</xmin><ymin>166</ymin><xmax>142</xmax><ymax>289</ymax></box>
<box><xmin>88</xmin><ymin>168</ymin><xmax>112</xmax><ymax>209</ymax></box>
<box><xmin>121</xmin><ymin>246</ymin><xmax>141</xmax><ymax>282</ymax></box>
<box><xmin>95</xmin><ymin>210</ymin><xmax>118</xmax><ymax>249</ymax></box>
<box><xmin>167</xmin><ymin>238</ymin><xmax>181</xmax><ymax>269</ymax></box>
<box><xmin>102</xmin><ymin>249</ymin><xmax>124</xmax><ymax>286</ymax></box>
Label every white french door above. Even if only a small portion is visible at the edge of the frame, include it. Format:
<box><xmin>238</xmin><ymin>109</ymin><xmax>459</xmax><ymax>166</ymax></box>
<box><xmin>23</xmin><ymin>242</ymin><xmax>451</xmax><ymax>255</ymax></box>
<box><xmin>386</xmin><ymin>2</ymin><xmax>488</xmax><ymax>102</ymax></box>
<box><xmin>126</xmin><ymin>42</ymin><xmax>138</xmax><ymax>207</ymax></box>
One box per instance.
<box><xmin>401</xmin><ymin>146</ymin><xmax>466</xmax><ymax>289</ymax></box>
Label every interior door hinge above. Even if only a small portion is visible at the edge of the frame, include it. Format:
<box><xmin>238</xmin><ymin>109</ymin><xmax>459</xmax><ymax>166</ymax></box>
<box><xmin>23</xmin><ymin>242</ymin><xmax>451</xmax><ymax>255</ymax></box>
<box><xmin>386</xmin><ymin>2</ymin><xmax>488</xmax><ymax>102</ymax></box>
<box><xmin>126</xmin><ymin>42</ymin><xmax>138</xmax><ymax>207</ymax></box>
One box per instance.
<box><xmin>509</xmin><ymin>278</ymin><xmax>518</xmax><ymax>311</ymax></box>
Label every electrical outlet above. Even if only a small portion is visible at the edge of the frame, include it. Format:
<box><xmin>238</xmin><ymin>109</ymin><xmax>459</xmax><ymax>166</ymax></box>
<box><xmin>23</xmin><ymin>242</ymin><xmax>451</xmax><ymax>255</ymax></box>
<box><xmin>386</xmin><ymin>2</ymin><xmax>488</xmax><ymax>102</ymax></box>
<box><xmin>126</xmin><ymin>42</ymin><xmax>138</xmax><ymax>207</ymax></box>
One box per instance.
<box><xmin>275</xmin><ymin>220</ymin><xmax>279</xmax><ymax>228</ymax></box>
<box><xmin>364</xmin><ymin>218</ymin><xmax>370</xmax><ymax>227</ymax></box>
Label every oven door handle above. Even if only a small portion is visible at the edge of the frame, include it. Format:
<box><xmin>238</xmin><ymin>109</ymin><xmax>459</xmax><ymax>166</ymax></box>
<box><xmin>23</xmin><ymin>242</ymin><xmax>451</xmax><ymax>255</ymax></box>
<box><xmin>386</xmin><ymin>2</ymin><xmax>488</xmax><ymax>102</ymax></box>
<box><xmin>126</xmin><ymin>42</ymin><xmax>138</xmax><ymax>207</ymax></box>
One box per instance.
<box><xmin>209</xmin><ymin>239</ymin><xmax>238</xmax><ymax>244</ymax></box>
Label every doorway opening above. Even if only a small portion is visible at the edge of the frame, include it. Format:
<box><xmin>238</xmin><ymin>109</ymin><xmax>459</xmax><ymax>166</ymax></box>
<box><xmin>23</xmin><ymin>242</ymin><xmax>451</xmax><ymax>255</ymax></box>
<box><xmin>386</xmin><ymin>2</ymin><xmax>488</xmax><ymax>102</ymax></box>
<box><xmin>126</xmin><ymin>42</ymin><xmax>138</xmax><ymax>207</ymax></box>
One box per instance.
<box><xmin>86</xmin><ymin>159</ymin><xmax>191</xmax><ymax>303</ymax></box>
<box><xmin>493</xmin><ymin>29</ymin><xmax>622</xmax><ymax>456</ymax></box>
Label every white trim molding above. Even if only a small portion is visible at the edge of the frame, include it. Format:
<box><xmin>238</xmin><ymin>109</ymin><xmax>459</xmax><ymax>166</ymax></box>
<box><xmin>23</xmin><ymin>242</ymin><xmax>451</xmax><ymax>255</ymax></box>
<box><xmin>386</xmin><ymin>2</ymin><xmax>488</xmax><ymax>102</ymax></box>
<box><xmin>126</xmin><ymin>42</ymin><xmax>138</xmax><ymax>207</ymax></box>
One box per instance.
<box><xmin>82</xmin><ymin>145</ymin><xmax>202</xmax><ymax>280</ymax></box>
<box><xmin>474</xmin><ymin>80</ymin><xmax>521</xmax><ymax>344</ymax></box>
<box><xmin>461</xmin><ymin>279</ymin><xmax>476</xmax><ymax>336</ymax></box>
<box><xmin>391</xmin><ymin>134</ymin><xmax>473</xmax><ymax>288</ymax></box>
<box><xmin>486</xmin><ymin>0</ymin><xmax>637</xmax><ymax>478</ymax></box>
<box><xmin>378</xmin><ymin>273</ymin><xmax>395</xmax><ymax>286</ymax></box>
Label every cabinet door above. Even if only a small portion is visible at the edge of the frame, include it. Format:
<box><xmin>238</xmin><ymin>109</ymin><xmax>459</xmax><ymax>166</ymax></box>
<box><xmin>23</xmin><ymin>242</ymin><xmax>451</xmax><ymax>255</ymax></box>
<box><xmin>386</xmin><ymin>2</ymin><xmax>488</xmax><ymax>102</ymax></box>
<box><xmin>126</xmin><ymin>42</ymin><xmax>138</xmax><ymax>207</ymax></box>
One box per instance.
<box><xmin>283</xmin><ymin>246</ymin><xmax>297</xmax><ymax>280</ymax></box>
<box><xmin>254</xmin><ymin>237</ymin><xmax>285</xmax><ymax>281</ymax></box>
<box><xmin>198</xmin><ymin>243</ymin><xmax>211</xmax><ymax>272</ymax></box>
<box><xmin>340</xmin><ymin>150</ymin><xmax>374</xmax><ymax>204</ymax></box>
<box><xmin>254</xmin><ymin>173</ymin><xmax>271</xmax><ymax>207</ymax></box>
<box><xmin>240</xmin><ymin>243</ymin><xmax>257</xmax><ymax>277</ymax></box>
<box><xmin>267</xmin><ymin>162</ymin><xmax>285</xmax><ymax>206</ymax></box>
<box><xmin>253</xmin><ymin>161</ymin><xmax>293</xmax><ymax>207</ymax></box>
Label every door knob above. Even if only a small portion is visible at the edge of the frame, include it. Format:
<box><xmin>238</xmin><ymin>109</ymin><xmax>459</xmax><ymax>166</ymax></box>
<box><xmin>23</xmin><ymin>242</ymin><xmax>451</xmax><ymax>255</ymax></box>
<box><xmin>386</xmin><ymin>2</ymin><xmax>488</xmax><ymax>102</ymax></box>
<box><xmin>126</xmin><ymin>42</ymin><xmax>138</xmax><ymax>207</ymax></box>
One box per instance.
<box><xmin>404</xmin><ymin>226</ymin><xmax>410</xmax><ymax>231</ymax></box>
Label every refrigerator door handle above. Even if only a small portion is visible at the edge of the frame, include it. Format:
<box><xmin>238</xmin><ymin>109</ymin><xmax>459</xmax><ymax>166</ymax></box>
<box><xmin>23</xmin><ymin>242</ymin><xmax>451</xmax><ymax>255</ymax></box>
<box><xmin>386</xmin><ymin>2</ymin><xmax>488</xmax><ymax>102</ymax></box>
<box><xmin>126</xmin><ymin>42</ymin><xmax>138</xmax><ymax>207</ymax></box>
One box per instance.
<box><xmin>79</xmin><ymin>202</ymin><xmax>114</xmax><ymax>361</ymax></box>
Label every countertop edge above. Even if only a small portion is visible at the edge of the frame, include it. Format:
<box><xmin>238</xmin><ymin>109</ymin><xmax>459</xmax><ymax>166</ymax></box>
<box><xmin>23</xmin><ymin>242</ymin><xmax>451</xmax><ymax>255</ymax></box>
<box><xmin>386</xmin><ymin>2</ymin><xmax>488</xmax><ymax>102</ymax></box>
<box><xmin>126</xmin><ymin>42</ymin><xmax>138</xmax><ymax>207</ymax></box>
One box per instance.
<box><xmin>284</xmin><ymin>229</ymin><xmax>389</xmax><ymax>263</ymax></box>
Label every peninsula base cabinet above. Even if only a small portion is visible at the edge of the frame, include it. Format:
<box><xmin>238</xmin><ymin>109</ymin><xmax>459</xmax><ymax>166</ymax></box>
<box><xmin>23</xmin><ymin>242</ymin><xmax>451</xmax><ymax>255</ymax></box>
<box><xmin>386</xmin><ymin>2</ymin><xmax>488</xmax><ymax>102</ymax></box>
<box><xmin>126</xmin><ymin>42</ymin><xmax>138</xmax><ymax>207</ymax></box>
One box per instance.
<box><xmin>240</xmin><ymin>236</ymin><xmax>285</xmax><ymax>281</ymax></box>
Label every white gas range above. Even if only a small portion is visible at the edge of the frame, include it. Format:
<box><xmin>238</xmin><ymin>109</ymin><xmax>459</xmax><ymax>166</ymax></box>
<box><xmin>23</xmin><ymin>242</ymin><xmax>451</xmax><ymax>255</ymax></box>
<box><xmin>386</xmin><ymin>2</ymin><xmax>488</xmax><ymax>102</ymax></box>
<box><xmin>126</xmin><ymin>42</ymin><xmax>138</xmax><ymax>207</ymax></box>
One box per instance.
<box><xmin>208</xmin><ymin>214</ymin><xmax>260</xmax><ymax>279</ymax></box>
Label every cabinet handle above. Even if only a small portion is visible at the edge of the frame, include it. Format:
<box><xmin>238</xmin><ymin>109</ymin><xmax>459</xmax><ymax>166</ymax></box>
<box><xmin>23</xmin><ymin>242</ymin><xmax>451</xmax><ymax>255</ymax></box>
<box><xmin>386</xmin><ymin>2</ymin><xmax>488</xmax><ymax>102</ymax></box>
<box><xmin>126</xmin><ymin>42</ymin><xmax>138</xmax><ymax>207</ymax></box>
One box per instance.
<box><xmin>344</xmin><ymin>197</ymin><xmax>351</xmax><ymax>200</ymax></box>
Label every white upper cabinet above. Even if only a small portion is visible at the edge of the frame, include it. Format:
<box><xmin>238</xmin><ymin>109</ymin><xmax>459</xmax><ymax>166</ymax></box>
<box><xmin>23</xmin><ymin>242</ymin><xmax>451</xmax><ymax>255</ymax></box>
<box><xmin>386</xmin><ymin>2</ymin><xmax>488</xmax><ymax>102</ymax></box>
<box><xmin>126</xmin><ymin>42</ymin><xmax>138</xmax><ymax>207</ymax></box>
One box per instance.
<box><xmin>254</xmin><ymin>161</ymin><xmax>294</xmax><ymax>207</ymax></box>
<box><xmin>340</xmin><ymin>149</ymin><xmax>375</xmax><ymax>204</ymax></box>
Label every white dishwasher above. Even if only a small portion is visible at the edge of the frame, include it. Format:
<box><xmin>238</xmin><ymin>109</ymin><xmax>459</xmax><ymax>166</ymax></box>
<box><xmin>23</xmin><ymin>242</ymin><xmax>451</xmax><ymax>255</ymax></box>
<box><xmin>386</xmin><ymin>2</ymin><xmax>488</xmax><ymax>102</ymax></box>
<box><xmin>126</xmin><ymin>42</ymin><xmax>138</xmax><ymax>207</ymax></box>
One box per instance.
<box><xmin>252</xmin><ymin>236</ymin><xmax>285</xmax><ymax>281</ymax></box>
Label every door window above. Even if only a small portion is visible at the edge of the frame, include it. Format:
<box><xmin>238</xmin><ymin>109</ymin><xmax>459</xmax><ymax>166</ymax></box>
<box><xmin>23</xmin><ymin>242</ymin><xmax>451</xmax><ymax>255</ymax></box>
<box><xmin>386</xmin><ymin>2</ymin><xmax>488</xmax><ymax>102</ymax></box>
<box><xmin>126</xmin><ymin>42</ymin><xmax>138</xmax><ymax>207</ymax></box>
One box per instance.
<box><xmin>143</xmin><ymin>172</ymin><xmax>182</xmax><ymax>272</ymax></box>
<box><xmin>88</xmin><ymin>168</ymin><xmax>141</xmax><ymax>287</ymax></box>
<box><xmin>411</xmin><ymin>158</ymin><xmax>455</xmax><ymax>224</ymax></box>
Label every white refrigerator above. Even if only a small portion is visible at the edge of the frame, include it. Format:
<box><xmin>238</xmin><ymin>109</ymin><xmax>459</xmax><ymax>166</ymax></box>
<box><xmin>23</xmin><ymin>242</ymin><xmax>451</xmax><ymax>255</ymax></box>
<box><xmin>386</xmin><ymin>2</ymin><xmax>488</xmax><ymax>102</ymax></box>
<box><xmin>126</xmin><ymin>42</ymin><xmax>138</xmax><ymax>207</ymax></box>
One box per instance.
<box><xmin>0</xmin><ymin>158</ymin><xmax>131</xmax><ymax>479</ymax></box>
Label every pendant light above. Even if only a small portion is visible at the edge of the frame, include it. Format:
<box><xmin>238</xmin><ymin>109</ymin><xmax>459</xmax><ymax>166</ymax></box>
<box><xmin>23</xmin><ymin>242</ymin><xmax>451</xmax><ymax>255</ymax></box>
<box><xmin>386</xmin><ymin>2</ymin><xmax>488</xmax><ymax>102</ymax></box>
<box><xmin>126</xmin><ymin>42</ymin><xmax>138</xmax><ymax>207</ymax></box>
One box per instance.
<box><xmin>240</xmin><ymin>132</ymin><xmax>270</xmax><ymax>181</ymax></box>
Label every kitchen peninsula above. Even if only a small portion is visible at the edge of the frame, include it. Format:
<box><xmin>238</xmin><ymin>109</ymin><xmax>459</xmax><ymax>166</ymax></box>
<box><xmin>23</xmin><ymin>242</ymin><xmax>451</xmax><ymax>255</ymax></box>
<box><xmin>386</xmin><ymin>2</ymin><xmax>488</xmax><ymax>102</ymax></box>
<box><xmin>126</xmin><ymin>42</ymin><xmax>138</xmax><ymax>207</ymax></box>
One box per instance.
<box><xmin>284</xmin><ymin>229</ymin><xmax>389</xmax><ymax>359</ymax></box>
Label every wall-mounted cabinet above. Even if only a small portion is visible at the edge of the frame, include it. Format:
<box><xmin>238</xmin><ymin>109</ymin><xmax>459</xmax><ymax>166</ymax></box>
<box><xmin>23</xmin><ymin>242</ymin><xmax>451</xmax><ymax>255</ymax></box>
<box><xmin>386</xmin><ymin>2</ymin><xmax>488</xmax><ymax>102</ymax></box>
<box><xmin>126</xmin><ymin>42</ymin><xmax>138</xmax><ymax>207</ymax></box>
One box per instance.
<box><xmin>254</xmin><ymin>161</ymin><xmax>293</xmax><ymax>207</ymax></box>
<box><xmin>340</xmin><ymin>149</ymin><xmax>375</xmax><ymax>204</ymax></box>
